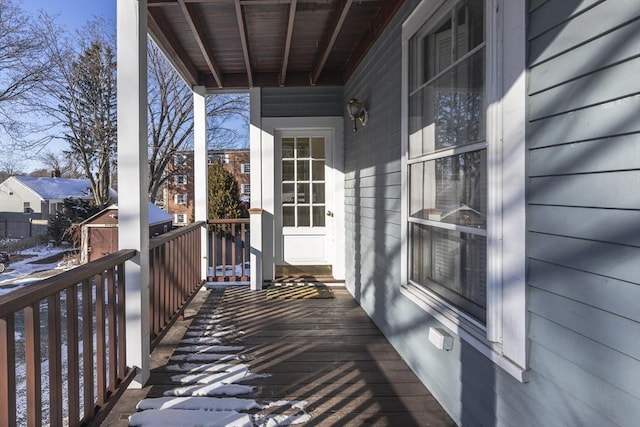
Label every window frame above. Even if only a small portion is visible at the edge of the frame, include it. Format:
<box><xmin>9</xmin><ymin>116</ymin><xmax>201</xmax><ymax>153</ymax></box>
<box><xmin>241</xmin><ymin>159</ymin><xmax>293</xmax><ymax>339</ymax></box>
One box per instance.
<box><xmin>400</xmin><ymin>0</ymin><xmax>527</xmax><ymax>381</ymax></box>
<box><xmin>174</xmin><ymin>213</ymin><xmax>186</xmax><ymax>224</ymax></box>
<box><xmin>174</xmin><ymin>175</ymin><xmax>187</xmax><ymax>185</ymax></box>
<box><xmin>241</xmin><ymin>163</ymin><xmax>250</xmax><ymax>174</ymax></box>
<box><xmin>175</xmin><ymin>193</ymin><xmax>188</xmax><ymax>205</ymax></box>
<box><xmin>241</xmin><ymin>183</ymin><xmax>251</xmax><ymax>195</ymax></box>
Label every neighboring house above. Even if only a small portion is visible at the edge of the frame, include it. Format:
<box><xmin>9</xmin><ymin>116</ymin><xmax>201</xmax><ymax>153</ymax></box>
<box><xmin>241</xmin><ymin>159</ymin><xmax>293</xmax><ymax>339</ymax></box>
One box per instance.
<box><xmin>0</xmin><ymin>176</ymin><xmax>117</xmax><ymax>238</ymax></box>
<box><xmin>166</xmin><ymin>149</ymin><xmax>250</xmax><ymax>226</ymax></box>
<box><xmin>80</xmin><ymin>203</ymin><xmax>172</xmax><ymax>263</ymax></box>
<box><xmin>116</xmin><ymin>1</ymin><xmax>640</xmax><ymax>426</ymax></box>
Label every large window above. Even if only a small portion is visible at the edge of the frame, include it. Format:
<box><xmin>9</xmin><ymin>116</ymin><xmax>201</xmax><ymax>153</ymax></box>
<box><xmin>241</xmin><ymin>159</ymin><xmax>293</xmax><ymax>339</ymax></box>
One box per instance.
<box><xmin>402</xmin><ymin>0</ymin><xmax>527</xmax><ymax>379</ymax></box>
<box><xmin>407</xmin><ymin>0</ymin><xmax>487</xmax><ymax>323</ymax></box>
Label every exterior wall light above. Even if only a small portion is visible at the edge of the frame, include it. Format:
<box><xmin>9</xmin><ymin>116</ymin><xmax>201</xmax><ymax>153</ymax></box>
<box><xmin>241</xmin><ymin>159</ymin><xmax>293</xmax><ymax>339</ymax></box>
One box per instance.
<box><xmin>347</xmin><ymin>98</ymin><xmax>368</xmax><ymax>132</ymax></box>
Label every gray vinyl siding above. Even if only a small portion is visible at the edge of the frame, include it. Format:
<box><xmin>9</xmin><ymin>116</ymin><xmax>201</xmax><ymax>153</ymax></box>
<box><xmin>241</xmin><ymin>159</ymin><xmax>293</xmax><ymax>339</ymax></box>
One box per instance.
<box><xmin>261</xmin><ymin>86</ymin><xmax>343</xmax><ymax>117</ymax></box>
<box><xmin>343</xmin><ymin>0</ymin><xmax>640</xmax><ymax>426</ymax></box>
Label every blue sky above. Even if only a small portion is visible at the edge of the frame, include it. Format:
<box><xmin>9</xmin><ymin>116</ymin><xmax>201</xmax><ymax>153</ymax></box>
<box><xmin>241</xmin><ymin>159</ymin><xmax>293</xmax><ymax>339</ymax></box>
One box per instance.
<box><xmin>16</xmin><ymin>1</ymin><xmax>116</xmax><ymax>172</ymax></box>
<box><xmin>21</xmin><ymin>0</ymin><xmax>115</xmax><ymax>31</ymax></box>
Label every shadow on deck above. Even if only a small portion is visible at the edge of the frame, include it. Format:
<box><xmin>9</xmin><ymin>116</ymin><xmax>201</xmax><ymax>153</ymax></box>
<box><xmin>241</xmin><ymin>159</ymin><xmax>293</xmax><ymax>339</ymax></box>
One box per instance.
<box><xmin>102</xmin><ymin>285</ymin><xmax>456</xmax><ymax>426</ymax></box>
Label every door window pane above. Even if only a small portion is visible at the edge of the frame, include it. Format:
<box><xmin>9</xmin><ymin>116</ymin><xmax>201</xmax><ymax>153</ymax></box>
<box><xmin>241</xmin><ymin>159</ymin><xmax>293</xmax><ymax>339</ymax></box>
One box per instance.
<box><xmin>297</xmin><ymin>206</ymin><xmax>310</xmax><ymax>226</ymax></box>
<box><xmin>282</xmin><ymin>138</ymin><xmax>295</xmax><ymax>158</ymax></box>
<box><xmin>297</xmin><ymin>160</ymin><xmax>310</xmax><ymax>180</ymax></box>
<box><xmin>283</xmin><ymin>206</ymin><xmax>295</xmax><ymax>227</ymax></box>
<box><xmin>313</xmin><ymin>207</ymin><xmax>325</xmax><ymax>227</ymax></box>
<box><xmin>311</xmin><ymin>137</ymin><xmax>325</xmax><ymax>159</ymax></box>
<box><xmin>282</xmin><ymin>160</ymin><xmax>294</xmax><ymax>181</ymax></box>
<box><xmin>313</xmin><ymin>184</ymin><xmax>325</xmax><ymax>204</ymax></box>
<box><xmin>312</xmin><ymin>160</ymin><xmax>325</xmax><ymax>180</ymax></box>
<box><xmin>282</xmin><ymin>183</ymin><xmax>295</xmax><ymax>203</ymax></box>
<box><xmin>297</xmin><ymin>183</ymin><xmax>309</xmax><ymax>204</ymax></box>
<box><xmin>297</xmin><ymin>138</ymin><xmax>310</xmax><ymax>157</ymax></box>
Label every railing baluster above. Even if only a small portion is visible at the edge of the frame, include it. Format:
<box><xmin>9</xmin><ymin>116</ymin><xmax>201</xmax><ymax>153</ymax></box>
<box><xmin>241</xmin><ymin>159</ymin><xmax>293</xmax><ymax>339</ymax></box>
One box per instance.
<box><xmin>25</xmin><ymin>303</ymin><xmax>42</xmax><ymax>427</ymax></box>
<box><xmin>0</xmin><ymin>315</ymin><xmax>16</xmax><ymax>426</ymax></box>
<box><xmin>66</xmin><ymin>287</ymin><xmax>80</xmax><ymax>424</ymax></box>
<box><xmin>107</xmin><ymin>266</ymin><xmax>117</xmax><ymax>392</ymax></box>
<box><xmin>117</xmin><ymin>262</ymin><xmax>127</xmax><ymax>380</ymax></box>
<box><xmin>231</xmin><ymin>223</ymin><xmax>238</xmax><ymax>281</ymax></box>
<box><xmin>241</xmin><ymin>222</ymin><xmax>248</xmax><ymax>281</ymax></box>
<box><xmin>82</xmin><ymin>278</ymin><xmax>94</xmax><ymax>420</ymax></box>
<box><xmin>95</xmin><ymin>273</ymin><xmax>106</xmax><ymax>406</ymax></box>
<box><xmin>220</xmin><ymin>227</ymin><xmax>227</xmax><ymax>282</ymax></box>
<box><xmin>149</xmin><ymin>248</ymin><xmax>156</xmax><ymax>339</ymax></box>
<box><xmin>48</xmin><ymin>294</ymin><xmax>63</xmax><ymax>427</ymax></box>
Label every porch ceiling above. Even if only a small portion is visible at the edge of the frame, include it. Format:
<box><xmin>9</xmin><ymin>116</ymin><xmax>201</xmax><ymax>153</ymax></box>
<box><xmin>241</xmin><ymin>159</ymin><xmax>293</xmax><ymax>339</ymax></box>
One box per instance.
<box><xmin>147</xmin><ymin>0</ymin><xmax>405</xmax><ymax>89</ymax></box>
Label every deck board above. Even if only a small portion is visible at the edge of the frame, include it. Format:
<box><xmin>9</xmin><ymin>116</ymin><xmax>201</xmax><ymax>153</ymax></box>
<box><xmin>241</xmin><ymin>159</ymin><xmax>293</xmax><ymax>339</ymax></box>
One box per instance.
<box><xmin>102</xmin><ymin>285</ymin><xmax>456</xmax><ymax>426</ymax></box>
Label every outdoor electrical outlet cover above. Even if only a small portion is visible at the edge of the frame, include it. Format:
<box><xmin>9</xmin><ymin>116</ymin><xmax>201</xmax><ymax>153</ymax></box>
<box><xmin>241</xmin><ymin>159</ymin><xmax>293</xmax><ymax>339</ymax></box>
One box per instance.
<box><xmin>428</xmin><ymin>327</ymin><xmax>454</xmax><ymax>351</ymax></box>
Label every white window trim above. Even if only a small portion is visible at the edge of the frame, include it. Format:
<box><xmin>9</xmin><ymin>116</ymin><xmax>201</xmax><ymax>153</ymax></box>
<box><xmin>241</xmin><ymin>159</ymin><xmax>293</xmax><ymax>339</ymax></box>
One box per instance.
<box><xmin>400</xmin><ymin>0</ymin><xmax>527</xmax><ymax>382</ymax></box>
<box><xmin>175</xmin><ymin>193</ymin><xmax>188</xmax><ymax>205</ymax></box>
<box><xmin>241</xmin><ymin>184</ymin><xmax>251</xmax><ymax>194</ymax></box>
<box><xmin>174</xmin><ymin>175</ymin><xmax>187</xmax><ymax>185</ymax></box>
<box><xmin>241</xmin><ymin>163</ymin><xmax>250</xmax><ymax>174</ymax></box>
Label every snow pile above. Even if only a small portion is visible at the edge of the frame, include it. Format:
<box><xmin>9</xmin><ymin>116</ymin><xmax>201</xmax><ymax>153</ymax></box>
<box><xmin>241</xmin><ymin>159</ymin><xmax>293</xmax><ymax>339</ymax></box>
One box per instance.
<box><xmin>129</xmin><ymin>291</ymin><xmax>311</xmax><ymax>427</ymax></box>
<box><xmin>0</xmin><ymin>245</ymin><xmax>77</xmax><ymax>295</ymax></box>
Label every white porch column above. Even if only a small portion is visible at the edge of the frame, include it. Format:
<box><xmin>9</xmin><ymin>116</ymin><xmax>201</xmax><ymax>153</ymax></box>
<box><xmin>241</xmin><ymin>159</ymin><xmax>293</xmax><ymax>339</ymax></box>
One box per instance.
<box><xmin>193</xmin><ymin>86</ymin><xmax>208</xmax><ymax>280</ymax></box>
<box><xmin>249</xmin><ymin>88</ymin><xmax>263</xmax><ymax>290</ymax></box>
<box><xmin>117</xmin><ymin>0</ymin><xmax>150</xmax><ymax>387</ymax></box>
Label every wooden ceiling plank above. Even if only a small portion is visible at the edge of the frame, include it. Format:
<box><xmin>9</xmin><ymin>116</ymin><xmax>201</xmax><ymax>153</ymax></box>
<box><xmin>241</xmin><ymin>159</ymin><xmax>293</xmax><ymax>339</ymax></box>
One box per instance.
<box><xmin>310</xmin><ymin>0</ymin><xmax>353</xmax><ymax>86</ymax></box>
<box><xmin>147</xmin><ymin>8</ymin><xmax>199</xmax><ymax>87</ymax></box>
<box><xmin>234</xmin><ymin>0</ymin><xmax>254</xmax><ymax>87</ymax></box>
<box><xmin>280</xmin><ymin>0</ymin><xmax>297</xmax><ymax>86</ymax></box>
<box><xmin>342</xmin><ymin>0</ymin><xmax>405</xmax><ymax>82</ymax></box>
<box><xmin>178</xmin><ymin>0</ymin><xmax>224</xmax><ymax>88</ymax></box>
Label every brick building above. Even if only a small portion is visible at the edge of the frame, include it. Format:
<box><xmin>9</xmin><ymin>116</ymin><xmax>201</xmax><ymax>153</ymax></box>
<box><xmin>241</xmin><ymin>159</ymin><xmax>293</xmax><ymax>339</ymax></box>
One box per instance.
<box><xmin>166</xmin><ymin>149</ymin><xmax>250</xmax><ymax>225</ymax></box>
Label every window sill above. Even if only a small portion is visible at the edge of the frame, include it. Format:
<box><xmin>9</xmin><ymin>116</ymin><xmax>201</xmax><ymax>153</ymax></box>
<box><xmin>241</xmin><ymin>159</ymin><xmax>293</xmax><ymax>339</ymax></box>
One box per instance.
<box><xmin>400</xmin><ymin>283</ymin><xmax>529</xmax><ymax>383</ymax></box>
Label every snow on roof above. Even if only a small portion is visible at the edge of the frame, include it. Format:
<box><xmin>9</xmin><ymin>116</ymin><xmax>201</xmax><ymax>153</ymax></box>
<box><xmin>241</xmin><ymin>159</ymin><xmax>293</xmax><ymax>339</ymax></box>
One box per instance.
<box><xmin>147</xmin><ymin>203</ymin><xmax>173</xmax><ymax>225</ymax></box>
<box><xmin>14</xmin><ymin>176</ymin><xmax>117</xmax><ymax>200</ymax></box>
<box><xmin>95</xmin><ymin>203</ymin><xmax>172</xmax><ymax>226</ymax></box>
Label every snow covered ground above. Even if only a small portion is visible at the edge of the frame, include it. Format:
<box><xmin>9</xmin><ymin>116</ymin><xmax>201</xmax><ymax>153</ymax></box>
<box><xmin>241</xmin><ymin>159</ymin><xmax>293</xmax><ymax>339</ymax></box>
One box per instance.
<box><xmin>0</xmin><ymin>244</ymin><xmax>78</xmax><ymax>296</ymax></box>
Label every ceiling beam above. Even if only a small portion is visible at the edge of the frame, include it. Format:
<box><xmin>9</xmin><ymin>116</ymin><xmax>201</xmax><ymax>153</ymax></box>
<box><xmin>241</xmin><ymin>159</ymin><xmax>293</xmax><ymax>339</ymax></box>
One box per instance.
<box><xmin>234</xmin><ymin>0</ymin><xmax>254</xmax><ymax>87</ymax></box>
<box><xmin>310</xmin><ymin>0</ymin><xmax>353</xmax><ymax>86</ymax></box>
<box><xmin>279</xmin><ymin>0</ymin><xmax>297</xmax><ymax>86</ymax></box>
<box><xmin>147</xmin><ymin>8</ymin><xmax>199</xmax><ymax>87</ymax></box>
<box><xmin>342</xmin><ymin>0</ymin><xmax>405</xmax><ymax>82</ymax></box>
<box><xmin>177</xmin><ymin>0</ymin><xmax>224</xmax><ymax>88</ymax></box>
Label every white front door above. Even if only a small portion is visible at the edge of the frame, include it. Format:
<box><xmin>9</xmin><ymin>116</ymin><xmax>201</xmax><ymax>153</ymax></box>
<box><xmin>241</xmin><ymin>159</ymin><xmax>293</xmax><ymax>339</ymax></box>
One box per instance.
<box><xmin>275</xmin><ymin>130</ymin><xmax>335</xmax><ymax>269</ymax></box>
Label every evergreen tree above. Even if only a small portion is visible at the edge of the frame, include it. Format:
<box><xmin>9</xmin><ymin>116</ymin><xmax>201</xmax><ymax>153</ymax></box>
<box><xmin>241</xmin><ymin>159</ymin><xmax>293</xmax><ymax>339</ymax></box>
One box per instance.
<box><xmin>207</xmin><ymin>161</ymin><xmax>242</xmax><ymax>220</ymax></box>
<box><xmin>47</xmin><ymin>198</ymin><xmax>101</xmax><ymax>246</ymax></box>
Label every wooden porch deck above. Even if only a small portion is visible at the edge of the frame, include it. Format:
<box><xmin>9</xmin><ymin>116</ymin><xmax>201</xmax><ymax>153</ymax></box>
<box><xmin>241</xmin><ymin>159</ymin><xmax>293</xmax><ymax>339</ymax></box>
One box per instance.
<box><xmin>102</xmin><ymin>285</ymin><xmax>456</xmax><ymax>426</ymax></box>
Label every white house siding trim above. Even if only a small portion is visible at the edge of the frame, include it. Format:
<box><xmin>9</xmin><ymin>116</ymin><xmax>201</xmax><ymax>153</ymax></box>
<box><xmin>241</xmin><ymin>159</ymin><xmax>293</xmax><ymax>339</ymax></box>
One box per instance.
<box><xmin>344</xmin><ymin>0</ymin><xmax>639</xmax><ymax>425</ymax></box>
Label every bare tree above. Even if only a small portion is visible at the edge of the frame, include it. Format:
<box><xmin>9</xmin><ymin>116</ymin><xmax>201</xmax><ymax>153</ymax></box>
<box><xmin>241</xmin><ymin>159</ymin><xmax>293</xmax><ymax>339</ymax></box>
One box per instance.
<box><xmin>39</xmin><ymin>151</ymin><xmax>82</xmax><ymax>178</ymax></box>
<box><xmin>147</xmin><ymin>40</ymin><xmax>249</xmax><ymax>203</ymax></box>
<box><xmin>0</xmin><ymin>0</ymin><xmax>52</xmax><ymax>142</ymax></box>
<box><xmin>0</xmin><ymin>157</ymin><xmax>23</xmax><ymax>181</ymax></box>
